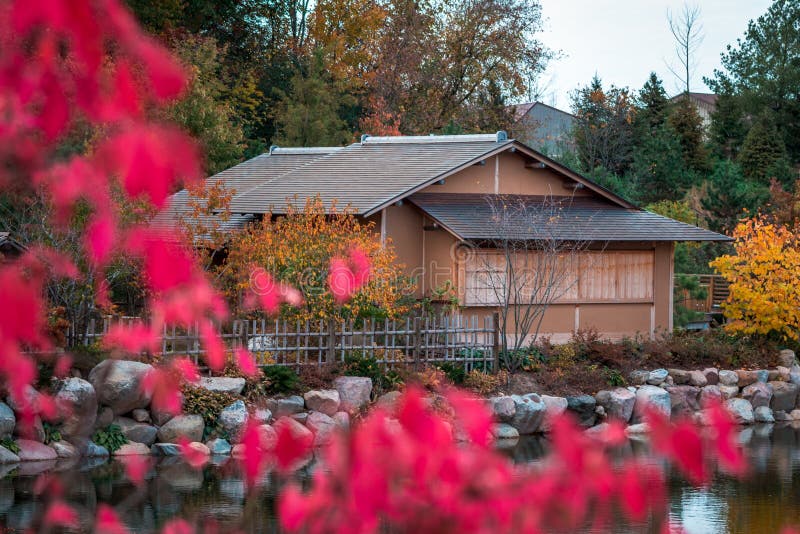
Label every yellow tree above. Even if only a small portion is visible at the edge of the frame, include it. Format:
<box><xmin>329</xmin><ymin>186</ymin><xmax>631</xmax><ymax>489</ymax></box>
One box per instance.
<box><xmin>224</xmin><ymin>196</ymin><xmax>415</xmax><ymax>322</ymax></box>
<box><xmin>711</xmin><ymin>216</ymin><xmax>800</xmax><ymax>340</ymax></box>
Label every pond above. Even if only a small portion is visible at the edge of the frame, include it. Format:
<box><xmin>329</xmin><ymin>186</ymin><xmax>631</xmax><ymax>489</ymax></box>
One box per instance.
<box><xmin>1</xmin><ymin>424</ymin><xmax>800</xmax><ymax>533</ymax></box>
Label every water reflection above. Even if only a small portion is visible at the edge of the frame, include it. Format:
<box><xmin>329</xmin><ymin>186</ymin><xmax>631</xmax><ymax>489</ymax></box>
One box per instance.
<box><xmin>0</xmin><ymin>424</ymin><xmax>799</xmax><ymax>533</ymax></box>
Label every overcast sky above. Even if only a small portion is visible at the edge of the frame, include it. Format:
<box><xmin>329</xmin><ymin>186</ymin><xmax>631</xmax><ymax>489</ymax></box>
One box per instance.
<box><xmin>533</xmin><ymin>0</ymin><xmax>772</xmax><ymax>109</ymax></box>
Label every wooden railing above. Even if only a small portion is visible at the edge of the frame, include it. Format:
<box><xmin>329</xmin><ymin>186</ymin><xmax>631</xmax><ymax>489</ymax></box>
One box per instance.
<box><xmin>675</xmin><ymin>274</ymin><xmax>730</xmax><ymax>313</ymax></box>
<box><xmin>67</xmin><ymin>314</ymin><xmax>500</xmax><ymax>371</ymax></box>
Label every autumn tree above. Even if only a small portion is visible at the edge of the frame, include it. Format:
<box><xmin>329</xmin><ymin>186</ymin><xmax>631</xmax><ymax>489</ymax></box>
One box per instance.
<box><xmin>224</xmin><ymin>197</ymin><xmax>414</xmax><ymax>322</ymax></box>
<box><xmin>711</xmin><ymin>216</ymin><xmax>800</xmax><ymax>341</ymax></box>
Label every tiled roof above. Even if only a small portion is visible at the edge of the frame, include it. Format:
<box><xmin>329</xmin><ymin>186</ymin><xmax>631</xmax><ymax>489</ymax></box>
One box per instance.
<box><xmin>410</xmin><ymin>193</ymin><xmax>731</xmax><ymax>242</ymax></box>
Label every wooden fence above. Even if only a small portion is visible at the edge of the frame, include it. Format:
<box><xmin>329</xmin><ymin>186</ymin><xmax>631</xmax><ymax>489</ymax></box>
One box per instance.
<box><xmin>674</xmin><ymin>274</ymin><xmax>730</xmax><ymax>313</ymax></box>
<box><xmin>67</xmin><ymin>314</ymin><xmax>499</xmax><ymax>371</ymax></box>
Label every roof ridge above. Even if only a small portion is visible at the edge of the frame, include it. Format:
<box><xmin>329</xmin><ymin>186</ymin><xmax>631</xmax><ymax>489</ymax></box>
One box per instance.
<box><xmin>361</xmin><ymin>132</ymin><xmax>507</xmax><ymax>144</ymax></box>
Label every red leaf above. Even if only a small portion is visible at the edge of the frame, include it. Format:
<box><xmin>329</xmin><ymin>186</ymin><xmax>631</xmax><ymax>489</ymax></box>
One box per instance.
<box><xmin>278</xmin><ymin>483</ymin><xmax>309</xmax><ymax>532</ymax></box>
<box><xmin>122</xmin><ymin>454</ymin><xmax>149</xmax><ymax>486</ymax></box>
<box><xmin>85</xmin><ymin>215</ymin><xmax>116</xmax><ymax>266</ymax></box>
<box><xmin>446</xmin><ymin>389</ymin><xmax>492</xmax><ymax>447</ymax></box>
<box><xmin>200</xmin><ymin>320</ymin><xmax>225</xmax><ymax>372</ymax></box>
<box><xmin>235</xmin><ymin>347</ymin><xmax>258</xmax><ymax>377</ymax></box>
<box><xmin>43</xmin><ymin>500</ymin><xmax>78</xmax><ymax>529</ymax></box>
<box><xmin>272</xmin><ymin>417</ymin><xmax>313</xmax><ymax>473</ymax></box>
<box><xmin>178</xmin><ymin>437</ymin><xmax>209</xmax><ymax>469</ymax></box>
<box><xmin>95</xmin><ymin>504</ymin><xmax>128</xmax><ymax>534</ymax></box>
<box><xmin>134</xmin><ymin>40</ymin><xmax>186</xmax><ymax>100</ymax></box>
<box><xmin>161</xmin><ymin>518</ymin><xmax>194</xmax><ymax>534</ymax></box>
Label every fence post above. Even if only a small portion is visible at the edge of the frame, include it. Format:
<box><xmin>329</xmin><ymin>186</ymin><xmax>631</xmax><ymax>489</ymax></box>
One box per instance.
<box><xmin>492</xmin><ymin>312</ymin><xmax>501</xmax><ymax>373</ymax></box>
<box><xmin>412</xmin><ymin>317</ymin><xmax>422</xmax><ymax>371</ymax></box>
<box><xmin>327</xmin><ymin>319</ymin><xmax>336</xmax><ymax>364</ymax></box>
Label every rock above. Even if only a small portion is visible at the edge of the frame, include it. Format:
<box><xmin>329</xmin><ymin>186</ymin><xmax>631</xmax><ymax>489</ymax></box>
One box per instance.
<box><xmin>665</xmin><ymin>386</ymin><xmax>700</xmax><ymax>418</ymax></box>
<box><xmin>774</xmin><ymin>410</ymin><xmax>791</xmax><ymax>422</ymax></box>
<box><xmin>0</xmin><ymin>403</ymin><xmax>14</xmax><ymax>439</ymax></box>
<box><xmin>267</xmin><ymin>396</ymin><xmax>305</xmax><ymax>418</ymax></box>
<box><xmin>566</xmin><ymin>395</ymin><xmax>597</xmax><ymax>427</ymax></box>
<box><xmin>540</xmin><ymin>396</ymin><xmax>568</xmax><ymax>432</ymax></box>
<box><xmin>628</xmin><ymin>370</ymin><xmax>649</xmax><ymax>386</ymax></box>
<box><xmin>585</xmin><ymin>423</ymin><xmax>609</xmax><ymax>435</ymax></box>
<box><xmin>703</xmin><ymin>368</ymin><xmax>719</xmax><ymax>386</ymax></box>
<box><xmin>633</xmin><ymin>385</ymin><xmax>671</xmax><ymax>422</ymax></box>
<box><xmin>114</xmin><ymin>417</ymin><xmax>158</xmax><ymax>446</ymax></box>
<box><xmin>206</xmin><ymin>438</ymin><xmax>231</xmax><ymax>455</ymax></box>
<box><xmin>88</xmin><ymin>360</ymin><xmax>153</xmax><ymax>415</ymax></box>
<box><xmin>754</xmin><ymin>406</ymin><xmax>775</xmax><ymax>423</ymax></box>
<box><xmin>56</xmin><ymin>378</ymin><xmax>97</xmax><ymax>441</ymax></box>
<box><xmin>626</xmin><ymin>423</ymin><xmax>649</xmax><ymax>435</ymax></box>
<box><xmin>231</xmin><ymin>444</ymin><xmax>246</xmax><ymax>458</ymax></box>
<box><xmin>332</xmin><ymin>411</ymin><xmax>350</xmax><ymax>429</ymax></box>
<box><xmin>647</xmin><ymin>369</ymin><xmax>669</xmax><ymax>386</ymax></box>
<box><xmin>333</xmin><ymin>376</ymin><xmax>373</xmax><ymax>412</ymax></box>
<box><xmin>741</xmin><ymin>382</ymin><xmax>773</xmax><ymax>408</ymax></box>
<box><xmin>736</xmin><ymin>370</ymin><xmax>761</xmax><ymax>387</ymax></box>
<box><xmin>777</xmin><ymin>366</ymin><xmax>791</xmax><ymax>381</ymax></box>
<box><xmin>16</xmin><ymin>439</ymin><xmax>57</xmax><ymax>461</ymax></box>
<box><xmin>5</xmin><ymin>385</ymin><xmax>41</xmax><ymax>413</ymax></box>
<box><xmin>769</xmin><ymin>381</ymin><xmax>798</xmax><ymax>412</ymax></box>
<box><xmin>726</xmin><ymin>398</ymin><xmax>754</xmax><ymax>424</ymax></box>
<box><xmin>85</xmin><ymin>441</ymin><xmax>109</xmax><ymax>458</ymax></box>
<box><xmin>664</xmin><ymin>376</ymin><xmax>674</xmax><ymax>386</ymax></box>
<box><xmin>151</xmin><ymin>443</ymin><xmax>181</xmax><ymax>456</ymax></box>
<box><xmin>291</xmin><ymin>413</ymin><xmax>308</xmax><ymax>425</ymax></box>
<box><xmin>490</xmin><ymin>396</ymin><xmax>516</xmax><ymax>422</ymax></box>
<box><xmin>509</xmin><ymin>394</ymin><xmax>546</xmax><ymax>434</ymax></box>
<box><xmin>132</xmin><ymin>409</ymin><xmax>151</xmax><ymax>423</ymax></box>
<box><xmin>253</xmin><ymin>408</ymin><xmax>272</xmax><ymax>425</ymax></box>
<box><xmin>257</xmin><ymin>425</ymin><xmax>277</xmax><ymax>450</ymax></box>
<box><xmin>95</xmin><ymin>407</ymin><xmax>114</xmax><ymax>429</ymax></box>
<box><xmin>779</xmin><ymin>349</ymin><xmax>797</xmax><ymax>368</ymax></box>
<box><xmin>0</xmin><ymin>445</ymin><xmax>19</xmax><ymax>464</ymax></box>
<box><xmin>595</xmin><ymin>388</ymin><xmax>636</xmax><ymax>423</ymax></box>
<box><xmin>303</xmin><ymin>390</ymin><xmax>340</xmax><ymax>416</ymax></box>
<box><xmin>595</xmin><ymin>405</ymin><xmax>606</xmax><ymax>419</ymax></box>
<box><xmin>51</xmin><ymin>440</ymin><xmax>79</xmax><ymax>459</ymax></box>
<box><xmin>15</xmin><ymin>417</ymin><xmax>45</xmax><ymax>443</ymax></box>
<box><xmin>113</xmin><ymin>442</ymin><xmax>151</xmax><ymax>455</ymax></box>
<box><xmin>376</xmin><ymin>391</ymin><xmax>402</xmax><ymax>410</ymax></box>
<box><xmin>198</xmin><ymin>377</ymin><xmax>246</xmax><ymax>395</ymax></box>
<box><xmin>306</xmin><ymin>411</ymin><xmax>337</xmax><ymax>446</ymax></box>
<box><xmin>151</xmin><ymin>408</ymin><xmax>175</xmax><ymax>427</ymax></box>
<box><xmin>700</xmin><ymin>385</ymin><xmax>723</xmax><ymax>405</ymax></box>
<box><xmin>719</xmin><ymin>370</ymin><xmax>739</xmax><ymax>386</ymax></box>
<box><xmin>791</xmin><ymin>365</ymin><xmax>800</xmax><ymax>387</ymax></box>
<box><xmin>492</xmin><ymin>423</ymin><xmax>519</xmax><ymax>439</ymax></box>
<box><xmin>273</xmin><ymin>417</ymin><xmax>314</xmax><ymax>465</ymax></box>
<box><xmin>219</xmin><ymin>401</ymin><xmax>249</xmax><ymax>442</ymax></box>
<box><xmin>668</xmin><ymin>369</ymin><xmax>690</xmax><ymax>385</ymax></box>
<box><xmin>791</xmin><ymin>409</ymin><xmax>800</xmax><ymax>421</ymax></box>
<box><xmin>688</xmin><ymin>371</ymin><xmax>708</xmax><ymax>388</ymax></box>
<box><xmin>186</xmin><ymin>442</ymin><xmax>210</xmax><ymax>457</ymax></box>
<box><xmin>719</xmin><ymin>385</ymin><xmax>739</xmax><ymax>399</ymax></box>
<box><xmin>768</xmin><ymin>370</ymin><xmax>781</xmax><ymax>382</ymax></box>
<box><xmin>157</xmin><ymin>415</ymin><xmax>204</xmax><ymax>444</ymax></box>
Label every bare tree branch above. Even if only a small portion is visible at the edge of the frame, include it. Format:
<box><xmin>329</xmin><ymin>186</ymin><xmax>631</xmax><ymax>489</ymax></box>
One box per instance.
<box><xmin>667</xmin><ymin>3</ymin><xmax>704</xmax><ymax>95</ymax></box>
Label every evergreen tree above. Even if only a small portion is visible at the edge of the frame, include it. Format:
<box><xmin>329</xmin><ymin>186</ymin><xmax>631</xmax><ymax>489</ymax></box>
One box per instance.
<box><xmin>636</xmin><ymin>72</ymin><xmax>670</xmax><ymax>131</ymax></box>
<box><xmin>629</xmin><ymin>122</ymin><xmax>692</xmax><ymax>204</ymax></box>
<box><xmin>708</xmin><ymin>85</ymin><xmax>747</xmax><ymax>160</ymax></box>
<box><xmin>737</xmin><ymin>110</ymin><xmax>794</xmax><ymax>187</ymax></box>
<box><xmin>667</xmin><ymin>98</ymin><xmax>709</xmax><ymax>173</ymax></box>
<box><xmin>701</xmin><ymin>159</ymin><xmax>770</xmax><ymax>232</ymax></box>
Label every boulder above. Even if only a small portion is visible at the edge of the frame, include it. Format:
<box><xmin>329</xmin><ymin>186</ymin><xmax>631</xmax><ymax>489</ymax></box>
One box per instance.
<box><xmin>376</xmin><ymin>391</ymin><xmax>402</xmax><ymax>410</ymax></box>
<box><xmin>151</xmin><ymin>443</ymin><xmax>181</xmax><ymax>456</ymax></box>
<box><xmin>157</xmin><ymin>415</ymin><xmax>204</xmax><ymax>444</ymax></box>
<box><xmin>791</xmin><ymin>365</ymin><xmax>800</xmax><ymax>387</ymax></box>
<box><xmin>303</xmin><ymin>390</ymin><xmax>340</xmax><ymax>416</ymax></box>
<box><xmin>741</xmin><ymin>382</ymin><xmax>773</xmax><ymax>408</ymax></box>
<box><xmin>85</xmin><ymin>441</ymin><xmax>109</xmax><ymax>458</ymax></box>
<box><xmin>566</xmin><ymin>395</ymin><xmax>597</xmax><ymax>427</ymax></box>
<box><xmin>492</xmin><ymin>423</ymin><xmax>519</xmax><ymax>440</ymax></box>
<box><xmin>273</xmin><ymin>417</ymin><xmax>314</xmax><ymax>464</ymax></box>
<box><xmin>779</xmin><ymin>349</ymin><xmax>797</xmax><ymax>368</ymax></box>
<box><xmin>626</xmin><ymin>423</ymin><xmax>650</xmax><ymax>435</ymax></box>
<box><xmin>113</xmin><ymin>442</ymin><xmax>151</xmax><ymax>455</ymax></box>
<box><xmin>95</xmin><ymin>407</ymin><xmax>114</xmax><ymax>429</ymax></box>
<box><xmin>595</xmin><ymin>388</ymin><xmax>636</xmax><ymax>423</ymax></box>
<box><xmin>291</xmin><ymin>413</ymin><xmax>308</xmax><ymax>424</ymax></box>
<box><xmin>206</xmin><ymin>438</ymin><xmax>232</xmax><ymax>455</ymax></box>
<box><xmin>333</xmin><ymin>377</ymin><xmax>373</xmax><ymax>412</ymax></box>
<box><xmin>777</xmin><ymin>366</ymin><xmax>791</xmax><ymax>382</ymax></box>
<box><xmin>509</xmin><ymin>394</ymin><xmax>546</xmax><ymax>434</ymax></box>
<box><xmin>628</xmin><ymin>370</ymin><xmax>649</xmax><ymax>386</ymax></box>
<box><xmin>88</xmin><ymin>360</ymin><xmax>153</xmax><ymax>415</ymax></box>
<box><xmin>114</xmin><ymin>417</ymin><xmax>158</xmax><ymax>446</ymax></box>
<box><xmin>490</xmin><ymin>396</ymin><xmax>516</xmax><ymax>422</ymax></box>
<box><xmin>718</xmin><ymin>370</ymin><xmax>739</xmax><ymax>386</ymax></box>
<box><xmin>754</xmin><ymin>406</ymin><xmax>775</xmax><ymax>423</ymax></box>
<box><xmin>791</xmin><ymin>409</ymin><xmax>800</xmax><ymax>421</ymax></box>
<box><xmin>633</xmin><ymin>385</ymin><xmax>671</xmax><ymax>422</ymax></box>
<box><xmin>769</xmin><ymin>381</ymin><xmax>798</xmax><ymax>412</ymax></box>
<box><xmin>56</xmin><ymin>378</ymin><xmax>97</xmax><ymax>441</ymax></box>
<box><xmin>736</xmin><ymin>370</ymin><xmax>761</xmax><ymax>387</ymax></box>
<box><xmin>267</xmin><ymin>396</ymin><xmax>305</xmax><ymax>418</ymax></box>
<box><xmin>768</xmin><ymin>370</ymin><xmax>781</xmax><ymax>382</ymax></box>
<box><xmin>333</xmin><ymin>411</ymin><xmax>350</xmax><ymax>429</ymax></box>
<box><xmin>257</xmin><ymin>425</ymin><xmax>278</xmax><ymax>450</ymax></box>
<box><xmin>668</xmin><ymin>369</ymin><xmax>690</xmax><ymax>385</ymax></box>
<box><xmin>726</xmin><ymin>398</ymin><xmax>754</xmax><ymax>424</ymax></box>
<box><xmin>16</xmin><ymin>439</ymin><xmax>57</xmax><ymax>461</ymax></box>
<box><xmin>51</xmin><ymin>440</ymin><xmax>79</xmax><ymax>459</ymax></box>
<box><xmin>15</xmin><ymin>416</ymin><xmax>45</xmax><ymax>443</ymax></box>
<box><xmin>540</xmin><ymin>396</ymin><xmax>568</xmax><ymax>432</ymax></box>
<box><xmin>647</xmin><ymin>369</ymin><xmax>669</xmax><ymax>386</ymax></box>
<box><xmin>0</xmin><ymin>445</ymin><xmax>19</xmax><ymax>464</ymax></box>
<box><xmin>151</xmin><ymin>407</ymin><xmax>175</xmax><ymax>427</ymax></box>
<box><xmin>253</xmin><ymin>408</ymin><xmax>272</xmax><ymax>425</ymax></box>
<box><xmin>700</xmin><ymin>385</ymin><xmax>723</xmax><ymax>405</ymax></box>
<box><xmin>774</xmin><ymin>410</ymin><xmax>791</xmax><ymax>422</ymax></box>
<box><xmin>132</xmin><ymin>409</ymin><xmax>151</xmax><ymax>423</ymax></box>
<box><xmin>306</xmin><ymin>411</ymin><xmax>337</xmax><ymax>446</ymax></box>
<box><xmin>665</xmin><ymin>386</ymin><xmax>700</xmax><ymax>418</ymax></box>
<box><xmin>703</xmin><ymin>368</ymin><xmax>719</xmax><ymax>386</ymax></box>
<box><xmin>688</xmin><ymin>371</ymin><xmax>708</xmax><ymax>388</ymax></box>
<box><xmin>186</xmin><ymin>442</ymin><xmax>210</xmax><ymax>457</ymax></box>
<box><xmin>219</xmin><ymin>401</ymin><xmax>249</xmax><ymax>442</ymax></box>
<box><xmin>198</xmin><ymin>377</ymin><xmax>246</xmax><ymax>395</ymax></box>
<box><xmin>719</xmin><ymin>385</ymin><xmax>739</xmax><ymax>400</ymax></box>
<box><xmin>0</xmin><ymin>403</ymin><xmax>14</xmax><ymax>439</ymax></box>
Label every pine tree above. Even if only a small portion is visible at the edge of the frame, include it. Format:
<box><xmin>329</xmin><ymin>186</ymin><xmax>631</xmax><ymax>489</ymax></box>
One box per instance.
<box><xmin>708</xmin><ymin>82</ymin><xmax>746</xmax><ymax>160</ymax></box>
<box><xmin>636</xmin><ymin>72</ymin><xmax>670</xmax><ymax>131</ymax></box>
<box><xmin>667</xmin><ymin>98</ymin><xmax>709</xmax><ymax>173</ymax></box>
<box><xmin>737</xmin><ymin>111</ymin><xmax>794</xmax><ymax>187</ymax></box>
<box><xmin>629</xmin><ymin>123</ymin><xmax>692</xmax><ymax>204</ymax></box>
<box><xmin>701</xmin><ymin>159</ymin><xmax>770</xmax><ymax>232</ymax></box>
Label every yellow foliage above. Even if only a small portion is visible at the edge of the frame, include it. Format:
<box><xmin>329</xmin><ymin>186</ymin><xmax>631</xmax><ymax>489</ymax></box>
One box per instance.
<box><xmin>225</xmin><ymin>196</ymin><xmax>415</xmax><ymax>323</ymax></box>
<box><xmin>710</xmin><ymin>216</ymin><xmax>800</xmax><ymax>340</ymax></box>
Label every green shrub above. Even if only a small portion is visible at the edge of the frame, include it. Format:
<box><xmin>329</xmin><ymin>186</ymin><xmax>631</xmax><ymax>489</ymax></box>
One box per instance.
<box><xmin>0</xmin><ymin>438</ymin><xmax>20</xmax><ymax>454</ymax></box>
<box><xmin>437</xmin><ymin>362</ymin><xmax>467</xmax><ymax>385</ymax></box>
<box><xmin>262</xmin><ymin>366</ymin><xmax>300</xmax><ymax>394</ymax></box>
<box><xmin>181</xmin><ymin>385</ymin><xmax>237</xmax><ymax>439</ymax></box>
<box><xmin>92</xmin><ymin>424</ymin><xmax>128</xmax><ymax>453</ymax></box>
<box><xmin>343</xmin><ymin>352</ymin><xmax>402</xmax><ymax>394</ymax></box>
<box><xmin>43</xmin><ymin>422</ymin><xmax>62</xmax><ymax>445</ymax></box>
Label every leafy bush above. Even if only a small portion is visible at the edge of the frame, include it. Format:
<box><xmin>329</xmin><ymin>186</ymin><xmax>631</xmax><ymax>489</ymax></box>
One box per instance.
<box><xmin>43</xmin><ymin>422</ymin><xmax>62</xmax><ymax>445</ymax></box>
<box><xmin>0</xmin><ymin>438</ymin><xmax>19</xmax><ymax>454</ymax></box>
<box><xmin>298</xmin><ymin>364</ymin><xmax>342</xmax><ymax>391</ymax></box>
<box><xmin>220</xmin><ymin>360</ymin><xmax>272</xmax><ymax>401</ymax></box>
<box><xmin>437</xmin><ymin>362</ymin><xmax>467</xmax><ymax>385</ymax></box>
<box><xmin>92</xmin><ymin>424</ymin><xmax>128</xmax><ymax>453</ymax></box>
<box><xmin>463</xmin><ymin>369</ymin><xmax>508</xmax><ymax>396</ymax></box>
<box><xmin>262</xmin><ymin>366</ymin><xmax>300</xmax><ymax>394</ymax></box>
<box><xmin>181</xmin><ymin>385</ymin><xmax>237</xmax><ymax>439</ymax></box>
<box><xmin>343</xmin><ymin>352</ymin><xmax>402</xmax><ymax>394</ymax></box>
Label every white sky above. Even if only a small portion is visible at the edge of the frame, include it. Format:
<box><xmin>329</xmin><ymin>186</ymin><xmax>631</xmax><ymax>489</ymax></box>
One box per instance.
<box><xmin>534</xmin><ymin>0</ymin><xmax>772</xmax><ymax>109</ymax></box>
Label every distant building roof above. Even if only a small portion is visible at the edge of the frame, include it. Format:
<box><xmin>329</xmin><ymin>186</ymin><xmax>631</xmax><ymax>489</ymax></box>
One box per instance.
<box><xmin>0</xmin><ymin>232</ymin><xmax>25</xmax><ymax>257</ymax></box>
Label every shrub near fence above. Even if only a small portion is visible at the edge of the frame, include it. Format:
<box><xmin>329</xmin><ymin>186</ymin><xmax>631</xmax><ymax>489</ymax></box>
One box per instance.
<box><xmin>68</xmin><ymin>314</ymin><xmax>499</xmax><ymax>371</ymax></box>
